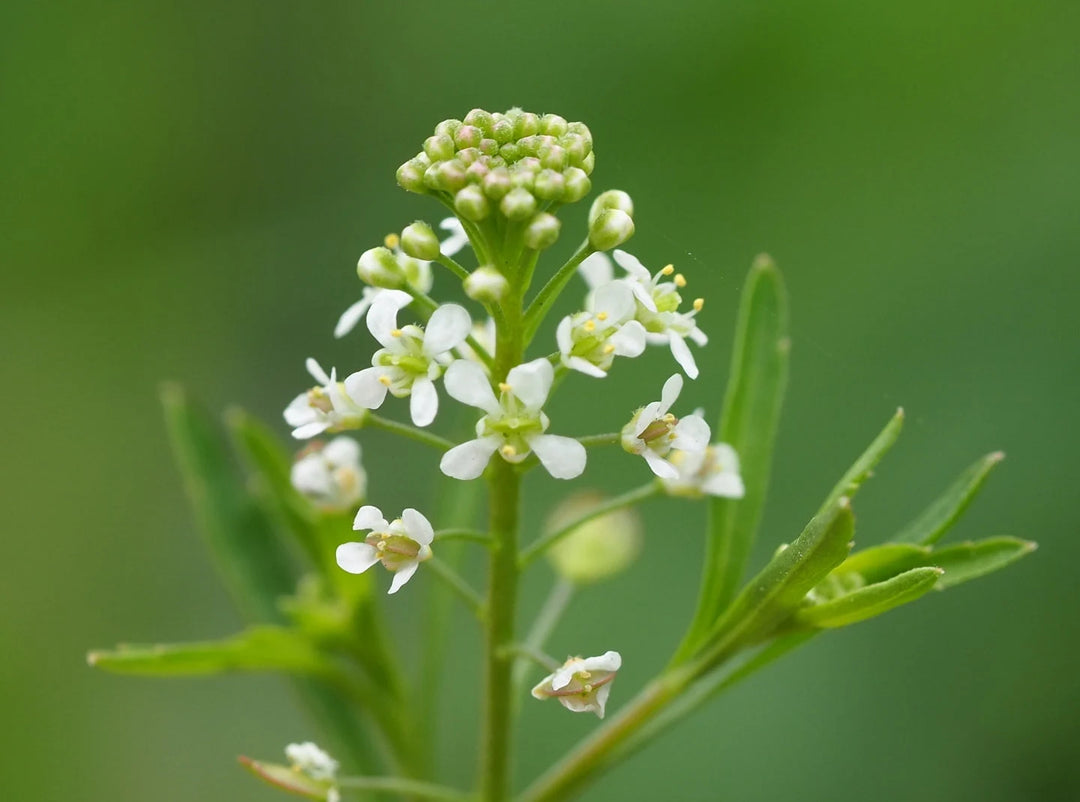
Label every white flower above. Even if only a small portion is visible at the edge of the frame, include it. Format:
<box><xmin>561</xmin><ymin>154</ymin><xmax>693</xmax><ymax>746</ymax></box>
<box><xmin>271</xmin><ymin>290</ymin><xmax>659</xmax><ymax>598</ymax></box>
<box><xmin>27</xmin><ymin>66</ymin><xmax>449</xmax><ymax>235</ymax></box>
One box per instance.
<box><xmin>660</xmin><ymin>442</ymin><xmax>745</xmax><ymax>499</ymax></box>
<box><xmin>556</xmin><ymin>282</ymin><xmax>646</xmax><ymax>378</ymax></box>
<box><xmin>284</xmin><ymin>741</ymin><xmax>338</xmax><ymax>783</ymax></box>
<box><xmin>344</xmin><ymin>291</ymin><xmax>471</xmax><ymax>427</ymax></box>
<box><xmin>336</xmin><ymin>505</ymin><xmax>434</xmax><ymax>594</ymax></box>
<box><xmin>440</xmin><ymin>358</ymin><xmax>586</xmax><ymax>481</ymax></box>
<box><xmin>335</xmin><ymin>218</ymin><xmax>466</xmax><ymax>339</ymax></box>
<box><xmin>284</xmin><ymin>358</ymin><xmax>367</xmax><ymax>440</ymax></box>
<box><xmin>290</xmin><ymin>437</ymin><xmax>366</xmax><ymax>511</ymax></box>
<box><xmin>531</xmin><ymin>651</ymin><xmax>622</xmax><ymax>718</ymax></box>
<box><xmin>579</xmin><ymin>250</ymin><xmax>707</xmax><ymax>379</ymax></box>
<box><xmin>620</xmin><ymin>373</ymin><xmax>711</xmax><ymax>479</ymax></box>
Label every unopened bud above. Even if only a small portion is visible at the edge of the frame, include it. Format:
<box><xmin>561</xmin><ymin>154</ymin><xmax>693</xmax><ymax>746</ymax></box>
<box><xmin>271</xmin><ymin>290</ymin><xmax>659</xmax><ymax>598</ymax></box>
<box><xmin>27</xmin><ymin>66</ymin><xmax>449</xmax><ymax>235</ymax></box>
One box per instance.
<box><xmin>491</xmin><ymin>116</ymin><xmax>514</xmax><ymax>144</ymax></box>
<box><xmin>434</xmin><ymin>118</ymin><xmax>462</xmax><ymax>139</ymax></box>
<box><xmin>540</xmin><ymin>113</ymin><xmax>569</xmax><ymax>137</ymax></box>
<box><xmin>524</xmin><ymin>213</ymin><xmax>561</xmax><ymax>250</ymax></box>
<box><xmin>588</xmin><ymin>209</ymin><xmax>635</xmax><ymax>251</ymax></box>
<box><xmin>514</xmin><ymin>111</ymin><xmax>541</xmax><ymax>139</ymax></box>
<box><xmin>357</xmin><ymin>247</ymin><xmax>404</xmax><ymax>289</ymax></box>
<box><xmin>464</xmin><ymin>266</ymin><xmax>509</xmax><ymax>302</ymax></box>
<box><xmin>546</xmin><ymin>492</ymin><xmax>643</xmax><ymax>585</ymax></box>
<box><xmin>454</xmin><ymin>124</ymin><xmax>483</xmax><ymax>150</ymax></box>
<box><xmin>400</xmin><ymin>221</ymin><xmax>440</xmax><ymax>261</ymax></box>
<box><xmin>463</xmin><ymin>108</ymin><xmax>494</xmax><ymax>136</ymax></box>
<box><xmin>589</xmin><ymin>190</ymin><xmax>634</xmax><ymax>227</ymax></box>
<box><xmin>533</xmin><ymin>169</ymin><xmax>565</xmax><ymax>201</ymax></box>
<box><xmin>483</xmin><ymin>167</ymin><xmax>512</xmax><ymax>200</ymax></box>
<box><xmin>396</xmin><ymin>157</ymin><xmax>429</xmax><ymax>194</ymax></box>
<box><xmin>539</xmin><ymin>145</ymin><xmax>568</xmax><ymax>171</ymax></box>
<box><xmin>454</xmin><ymin>185</ymin><xmax>491</xmax><ymax>221</ymax></box>
<box><xmin>581</xmin><ymin>151</ymin><xmax>595</xmax><ymax>175</ymax></box>
<box><xmin>562</xmin><ymin>168</ymin><xmax>591</xmax><ymax>203</ymax></box>
<box><xmin>425</xmin><ymin>160</ymin><xmax>467</xmax><ymax>193</ymax></box>
<box><xmin>500</xmin><ymin>187</ymin><xmax>537</xmax><ymax>221</ymax></box>
<box><xmin>423</xmin><ymin>133</ymin><xmax>455</xmax><ymax>163</ymax></box>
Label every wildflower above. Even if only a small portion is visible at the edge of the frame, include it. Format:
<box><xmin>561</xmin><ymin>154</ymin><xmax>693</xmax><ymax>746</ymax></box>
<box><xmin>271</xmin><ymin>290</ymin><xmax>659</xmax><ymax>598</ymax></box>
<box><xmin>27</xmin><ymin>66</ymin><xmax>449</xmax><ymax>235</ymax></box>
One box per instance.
<box><xmin>556</xmin><ymin>282</ymin><xmax>646</xmax><ymax>377</ymax></box>
<box><xmin>284</xmin><ymin>741</ymin><xmax>338</xmax><ymax>783</ymax></box>
<box><xmin>290</xmin><ymin>437</ymin><xmax>366</xmax><ymax>511</ymax></box>
<box><xmin>621</xmin><ymin>374</ymin><xmax>710</xmax><ymax>478</ymax></box>
<box><xmin>440</xmin><ymin>358</ymin><xmax>586</xmax><ymax>480</ymax></box>
<box><xmin>344</xmin><ymin>291</ymin><xmax>471</xmax><ymax>427</ymax></box>
<box><xmin>531</xmin><ymin>651</ymin><xmax>622</xmax><ymax>718</ymax></box>
<box><xmin>284</xmin><ymin>358</ymin><xmax>367</xmax><ymax>440</ymax></box>
<box><xmin>660</xmin><ymin>443</ymin><xmax>745</xmax><ymax>499</ymax></box>
<box><xmin>336</xmin><ymin>506</ymin><xmax>434</xmax><ymax>594</ymax></box>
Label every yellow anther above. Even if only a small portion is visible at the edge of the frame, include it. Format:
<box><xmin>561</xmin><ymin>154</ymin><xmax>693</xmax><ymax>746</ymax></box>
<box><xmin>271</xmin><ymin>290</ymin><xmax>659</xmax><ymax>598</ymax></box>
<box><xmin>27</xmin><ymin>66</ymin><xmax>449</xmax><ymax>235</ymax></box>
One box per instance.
<box><xmin>661</xmin><ymin>264</ymin><xmax>675</xmax><ymax>275</ymax></box>
<box><xmin>580</xmin><ymin>670</ymin><xmax>592</xmax><ymax>679</ymax></box>
<box><xmin>663</xmin><ymin>413</ymin><xmax>676</xmax><ymax>422</ymax></box>
<box><xmin>500</xmin><ymin>444</ymin><xmax>516</xmax><ymax>457</ymax></box>
<box><xmin>498</xmin><ymin>381</ymin><xmax>512</xmax><ymax>393</ymax></box>
<box><xmin>391</xmin><ymin>328</ymin><xmax>402</xmax><ymax>337</ymax></box>
<box><xmin>583</xmin><ymin>320</ymin><xmax>596</xmax><ymax>333</ymax></box>
<box><xmin>378</xmin><ymin>375</ymin><xmax>392</xmax><ymax>386</ymax></box>
<box><xmin>376</xmin><ymin>540</ymin><xmax>387</xmax><ymax>551</ymax></box>
<box><xmin>603</xmin><ymin>344</ymin><xmax>615</xmax><ymax>355</ymax></box>
<box><xmin>674</xmin><ymin>273</ymin><xmax>687</xmax><ymax>287</ymax></box>
<box><xmin>384</xmin><ymin>233</ymin><xmax>400</xmax><ymax>249</ymax></box>
<box><xmin>693</xmin><ymin>298</ymin><xmax>704</xmax><ymax>311</ymax></box>
<box><xmin>597</xmin><ymin>311</ymin><xmax>609</xmax><ymax>321</ymax></box>
<box><xmin>583</xmin><ymin>683</ymin><xmax>594</xmax><ymax>693</ymax></box>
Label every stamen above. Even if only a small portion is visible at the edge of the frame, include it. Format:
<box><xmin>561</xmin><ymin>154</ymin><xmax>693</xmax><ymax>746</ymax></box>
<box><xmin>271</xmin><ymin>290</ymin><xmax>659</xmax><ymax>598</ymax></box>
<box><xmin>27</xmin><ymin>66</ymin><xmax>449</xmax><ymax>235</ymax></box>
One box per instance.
<box><xmin>661</xmin><ymin>264</ymin><xmax>674</xmax><ymax>276</ymax></box>
<box><xmin>391</xmin><ymin>328</ymin><xmax>403</xmax><ymax>337</ymax></box>
<box><xmin>378</xmin><ymin>375</ymin><xmax>392</xmax><ymax>386</ymax></box>
<box><xmin>500</xmin><ymin>444</ymin><xmax>516</xmax><ymax>457</ymax></box>
<box><xmin>603</xmin><ymin>344</ymin><xmax>615</xmax><ymax>355</ymax></box>
<box><xmin>663</xmin><ymin>413</ymin><xmax>676</xmax><ymax>422</ymax></box>
<box><xmin>693</xmin><ymin>298</ymin><xmax>704</xmax><ymax>311</ymax></box>
<box><xmin>674</xmin><ymin>273</ymin><xmax>687</xmax><ymax>287</ymax></box>
<box><xmin>384</xmin><ymin>233</ymin><xmax>400</xmax><ymax>249</ymax></box>
<box><xmin>596</xmin><ymin>311</ymin><xmax>609</xmax><ymax>321</ymax></box>
<box><xmin>498</xmin><ymin>382</ymin><xmax>512</xmax><ymax>393</ymax></box>
<box><xmin>583</xmin><ymin>320</ymin><xmax>596</xmax><ymax>333</ymax></box>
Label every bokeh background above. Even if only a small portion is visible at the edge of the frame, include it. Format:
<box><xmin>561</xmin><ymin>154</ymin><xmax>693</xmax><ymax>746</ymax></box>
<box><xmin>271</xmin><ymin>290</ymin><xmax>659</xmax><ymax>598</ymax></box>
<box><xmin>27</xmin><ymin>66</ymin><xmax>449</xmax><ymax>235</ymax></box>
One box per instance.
<box><xmin>3</xmin><ymin>1</ymin><xmax>1078</xmax><ymax>799</ymax></box>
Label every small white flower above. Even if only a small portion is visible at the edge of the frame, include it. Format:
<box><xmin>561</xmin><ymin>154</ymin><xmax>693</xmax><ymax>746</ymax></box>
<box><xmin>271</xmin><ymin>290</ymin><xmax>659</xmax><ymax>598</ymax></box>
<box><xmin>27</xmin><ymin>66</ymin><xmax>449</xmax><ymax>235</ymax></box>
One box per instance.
<box><xmin>344</xmin><ymin>292</ymin><xmax>472</xmax><ymax>427</ymax></box>
<box><xmin>284</xmin><ymin>741</ymin><xmax>338</xmax><ymax>783</ymax></box>
<box><xmin>336</xmin><ymin>505</ymin><xmax>434</xmax><ymax>594</ymax></box>
<box><xmin>290</xmin><ymin>437</ymin><xmax>367</xmax><ymax>511</ymax></box>
<box><xmin>660</xmin><ymin>442</ymin><xmax>745</xmax><ymax>499</ymax></box>
<box><xmin>531</xmin><ymin>651</ymin><xmax>622</xmax><ymax>718</ymax></box>
<box><xmin>440</xmin><ymin>358</ymin><xmax>586</xmax><ymax>481</ymax></box>
<box><xmin>620</xmin><ymin>374</ymin><xmax>711</xmax><ymax>479</ymax></box>
<box><xmin>284</xmin><ymin>358</ymin><xmax>367</xmax><ymax>440</ymax></box>
<box><xmin>556</xmin><ymin>282</ymin><xmax>646</xmax><ymax>378</ymax></box>
<box><xmin>580</xmin><ymin>250</ymin><xmax>707</xmax><ymax>379</ymax></box>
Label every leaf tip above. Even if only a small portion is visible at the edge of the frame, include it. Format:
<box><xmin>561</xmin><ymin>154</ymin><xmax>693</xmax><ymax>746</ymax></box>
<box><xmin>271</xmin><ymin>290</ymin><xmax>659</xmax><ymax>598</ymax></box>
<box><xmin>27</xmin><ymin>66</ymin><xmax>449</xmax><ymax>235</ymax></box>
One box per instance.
<box><xmin>86</xmin><ymin>651</ymin><xmax>101</xmax><ymax>667</ymax></box>
<box><xmin>751</xmin><ymin>252</ymin><xmax>777</xmax><ymax>272</ymax></box>
<box><xmin>989</xmin><ymin>450</ymin><xmax>1006</xmax><ymax>463</ymax></box>
<box><xmin>895</xmin><ymin>406</ymin><xmax>905</xmax><ymax>420</ymax></box>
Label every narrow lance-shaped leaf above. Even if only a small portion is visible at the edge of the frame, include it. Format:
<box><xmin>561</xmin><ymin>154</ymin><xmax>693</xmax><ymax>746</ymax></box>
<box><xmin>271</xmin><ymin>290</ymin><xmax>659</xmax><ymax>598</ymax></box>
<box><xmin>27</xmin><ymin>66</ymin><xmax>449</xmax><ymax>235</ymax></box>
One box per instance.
<box><xmin>894</xmin><ymin>451</ymin><xmax>1004</xmax><ymax>545</ymax></box>
<box><xmin>818</xmin><ymin>407</ymin><xmax>905</xmax><ymax>515</ymax></box>
<box><xmin>795</xmin><ymin>566</ymin><xmax>943</xmax><ymax>629</ymax></box>
<box><xmin>239</xmin><ymin>756</ymin><xmax>332</xmax><ymax>800</ymax></box>
<box><xmin>680</xmin><ymin>256</ymin><xmax>789</xmax><ymax>658</ymax></box>
<box><xmin>162</xmin><ymin>384</ymin><xmax>295</xmax><ymax>622</ymax></box>
<box><xmin>834</xmin><ymin>543</ymin><xmax>930</xmax><ymax>585</ymax></box>
<box><xmin>930</xmin><ymin>536</ymin><xmax>1036</xmax><ymax>589</ymax></box>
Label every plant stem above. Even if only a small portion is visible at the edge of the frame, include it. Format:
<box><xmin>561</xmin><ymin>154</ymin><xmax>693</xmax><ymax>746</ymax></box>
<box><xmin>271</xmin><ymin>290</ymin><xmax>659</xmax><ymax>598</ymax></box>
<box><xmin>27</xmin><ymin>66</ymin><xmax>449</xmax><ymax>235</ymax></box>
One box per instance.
<box><xmin>426</xmin><ymin>557</ymin><xmax>485</xmax><ymax>620</ymax></box>
<box><xmin>366</xmin><ymin>414</ymin><xmax>454</xmax><ymax>452</ymax></box>
<box><xmin>511</xmin><ymin>577</ymin><xmax>575</xmax><ymax>704</ymax></box>
<box><xmin>436</xmin><ymin>254</ymin><xmax>472</xmax><ymax>282</ymax></box>
<box><xmin>518</xmin><ymin>483</ymin><xmax>660</xmax><ymax>568</ymax></box>
<box><xmin>522</xmin><ymin>240</ymin><xmax>594</xmax><ymax>344</ymax></box>
<box><xmin>499</xmin><ymin>642</ymin><xmax>560</xmax><ymax>672</ymax></box>
<box><xmin>337</xmin><ymin>775</ymin><xmax>475</xmax><ymax>801</ymax></box>
<box><xmin>576</xmin><ymin>432</ymin><xmax>621</xmax><ymax>448</ymax></box>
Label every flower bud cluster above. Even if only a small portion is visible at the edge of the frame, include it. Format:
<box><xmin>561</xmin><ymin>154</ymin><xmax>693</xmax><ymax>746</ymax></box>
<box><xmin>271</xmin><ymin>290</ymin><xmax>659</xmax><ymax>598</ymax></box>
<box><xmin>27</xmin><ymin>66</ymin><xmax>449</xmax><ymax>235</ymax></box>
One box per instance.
<box><xmin>396</xmin><ymin>108</ymin><xmax>594</xmax><ymax>249</ymax></box>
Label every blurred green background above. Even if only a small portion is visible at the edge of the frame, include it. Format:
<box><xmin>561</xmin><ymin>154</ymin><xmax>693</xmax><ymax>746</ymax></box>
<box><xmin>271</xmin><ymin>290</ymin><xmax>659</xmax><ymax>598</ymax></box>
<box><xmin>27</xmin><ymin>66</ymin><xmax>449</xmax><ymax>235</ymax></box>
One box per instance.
<box><xmin>3</xmin><ymin>0</ymin><xmax>1078</xmax><ymax>799</ymax></box>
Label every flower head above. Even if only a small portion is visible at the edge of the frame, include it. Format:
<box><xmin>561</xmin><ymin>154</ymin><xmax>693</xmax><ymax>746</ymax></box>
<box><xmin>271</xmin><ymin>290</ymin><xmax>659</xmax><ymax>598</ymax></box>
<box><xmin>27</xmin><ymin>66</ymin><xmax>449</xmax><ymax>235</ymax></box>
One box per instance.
<box><xmin>336</xmin><ymin>505</ymin><xmax>434</xmax><ymax>594</ymax></box>
<box><xmin>344</xmin><ymin>292</ymin><xmax>471</xmax><ymax>427</ymax></box>
<box><xmin>284</xmin><ymin>741</ymin><xmax>338</xmax><ymax>783</ymax></box>
<box><xmin>621</xmin><ymin>374</ymin><xmax>710</xmax><ymax>478</ymax></box>
<box><xmin>660</xmin><ymin>442</ymin><xmax>745</xmax><ymax>499</ymax></box>
<box><xmin>290</xmin><ymin>437</ymin><xmax>366</xmax><ymax>511</ymax></box>
<box><xmin>440</xmin><ymin>358</ymin><xmax>586</xmax><ymax>480</ymax></box>
<box><xmin>556</xmin><ymin>282</ymin><xmax>646</xmax><ymax>377</ymax></box>
<box><xmin>531</xmin><ymin>651</ymin><xmax>622</xmax><ymax>718</ymax></box>
<box><xmin>284</xmin><ymin>358</ymin><xmax>367</xmax><ymax>440</ymax></box>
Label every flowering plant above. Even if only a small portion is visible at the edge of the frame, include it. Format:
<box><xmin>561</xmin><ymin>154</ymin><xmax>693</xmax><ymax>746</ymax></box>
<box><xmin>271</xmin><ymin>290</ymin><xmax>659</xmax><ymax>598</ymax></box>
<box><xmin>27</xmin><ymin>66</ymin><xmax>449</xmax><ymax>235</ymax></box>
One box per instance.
<box><xmin>89</xmin><ymin>108</ymin><xmax>1034</xmax><ymax>801</ymax></box>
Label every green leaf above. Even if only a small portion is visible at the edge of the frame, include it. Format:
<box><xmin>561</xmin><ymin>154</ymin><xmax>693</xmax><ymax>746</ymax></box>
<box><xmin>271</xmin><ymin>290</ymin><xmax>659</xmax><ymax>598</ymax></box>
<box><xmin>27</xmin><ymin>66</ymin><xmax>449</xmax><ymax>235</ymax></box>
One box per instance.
<box><xmin>894</xmin><ymin>451</ymin><xmax>1004</xmax><ymax>545</ymax></box>
<box><xmin>834</xmin><ymin>543</ymin><xmax>930</xmax><ymax>584</ymax></box>
<box><xmin>795</xmin><ymin>566</ymin><xmax>943</xmax><ymax>629</ymax></box>
<box><xmin>239</xmin><ymin>756</ymin><xmax>331</xmax><ymax>800</ymax></box>
<box><xmin>930</xmin><ymin>536</ymin><xmax>1037</xmax><ymax>589</ymax></box>
<box><xmin>819</xmin><ymin>408</ymin><xmax>905</xmax><ymax>514</ymax></box>
<box><xmin>87</xmin><ymin>626</ymin><xmax>335</xmax><ymax>677</ymax></box>
<box><xmin>698</xmin><ymin>497</ymin><xmax>854</xmax><ymax>665</ymax></box>
<box><xmin>162</xmin><ymin>384</ymin><xmax>295</xmax><ymax>622</ymax></box>
<box><xmin>681</xmin><ymin>256</ymin><xmax>790</xmax><ymax>657</ymax></box>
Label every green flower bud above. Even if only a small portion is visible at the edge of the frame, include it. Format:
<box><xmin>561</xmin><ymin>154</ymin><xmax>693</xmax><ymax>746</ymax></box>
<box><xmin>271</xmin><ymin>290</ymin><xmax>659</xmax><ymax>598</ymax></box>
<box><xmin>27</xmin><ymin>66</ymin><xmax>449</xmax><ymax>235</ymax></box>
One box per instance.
<box><xmin>567</xmin><ymin>120</ymin><xmax>593</xmax><ymax>144</ymax></box>
<box><xmin>513</xmin><ymin>111</ymin><xmax>540</xmax><ymax>139</ymax></box>
<box><xmin>457</xmin><ymin>147</ymin><xmax>481</xmax><ymax>166</ymax></box>
<box><xmin>499</xmin><ymin>142</ymin><xmax>523</xmax><ymax>163</ymax></box>
<box><xmin>539</xmin><ymin>145</ymin><xmax>568</xmax><ymax>172</ymax></box>
<box><xmin>425</xmin><ymin>160</ymin><xmax>468</xmax><ymax>193</ymax></box>
<box><xmin>454</xmin><ymin>185</ymin><xmax>491</xmax><ymax>221</ymax></box>
<box><xmin>589</xmin><ymin>209</ymin><xmax>635</xmax><ymax>251</ymax></box>
<box><xmin>479</xmin><ymin>138</ymin><xmax>499</xmax><ymax>157</ymax></box>
<box><xmin>424</xmin><ymin>133</ymin><xmax>455</xmax><ymax>163</ymax></box>
<box><xmin>434</xmin><ymin>118</ymin><xmax>462</xmax><ymax>139</ymax></box>
<box><xmin>524</xmin><ymin>212</ymin><xmax>561</xmax><ymax>250</ymax></box>
<box><xmin>517</xmin><ymin>135</ymin><xmax>541</xmax><ymax>156</ymax></box>
<box><xmin>581</xmin><ymin>151</ymin><xmax>595</xmax><ymax>175</ymax></box>
<box><xmin>491</xmin><ymin>116</ymin><xmax>514</xmax><ymax>144</ymax></box>
<box><xmin>463</xmin><ymin>266</ymin><xmax>509</xmax><ymax>302</ymax></box>
<box><xmin>540</xmin><ymin>113</ymin><xmax>569</xmax><ymax>137</ymax></box>
<box><xmin>400</xmin><ymin>221</ymin><xmax>440</xmax><ymax>261</ymax></box>
<box><xmin>562</xmin><ymin>167</ymin><xmax>591</xmax><ymax>203</ymax></box>
<box><xmin>500</xmin><ymin>187</ymin><xmax>537</xmax><ymax>220</ymax></box>
<box><xmin>546</xmin><ymin>492</ymin><xmax>643</xmax><ymax>585</ymax></box>
<box><xmin>396</xmin><ymin>158</ymin><xmax>428</xmax><ymax>194</ymax></box>
<box><xmin>588</xmin><ymin>189</ymin><xmax>634</xmax><ymax>227</ymax></box>
<box><xmin>454</xmin><ymin>124</ymin><xmax>483</xmax><ymax>150</ymax></box>
<box><xmin>465</xmin><ymin>161</ymin><xmax>490</xmax><ymax>184</ymax></box>
<box><xmin>356</xmin><ymin>246</ymin><xmax>404</xmax><ymax>289</ymax></box>
<box><xmin>533</xmin><ymin>169</ymin><xmax>565</xmax><ymax>201</ymax></box>
<box><xmin>510</xmin><ymin>164</ymin><xmax>537</xmax><ymax>192</ymax></box>
<box><xmin>562</xmin><ymin>134</ymin><xmax>590</xmax><ymax>166</ymax></box>
<box><xmin>463</xmin><ymin>108</ymin><xmax>493</xmax><ymax>136</ymax></box>
<box><xmin>483</xmin><ymin>167</ymin><xmax>512</xmax><ymax>200</ymax></box>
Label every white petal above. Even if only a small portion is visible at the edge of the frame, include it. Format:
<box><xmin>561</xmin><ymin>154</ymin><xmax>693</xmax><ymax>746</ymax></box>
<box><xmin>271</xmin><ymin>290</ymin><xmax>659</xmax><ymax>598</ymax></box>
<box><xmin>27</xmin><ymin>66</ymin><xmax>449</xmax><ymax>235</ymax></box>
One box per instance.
<box><xmin>284</xmin><ymin>393</ymin><xmax>315</xmax><ymax>426</ymax></box>
<box><xmin>292</xmin><ymin>421</ymin><xmax>329</xmax><ymax>440</ymax></box>
<box><xmin>323</xmin><ymin>436</ymin><xmax>361</xmax><ymax>466</ymax></box>
<box><xmin>334</xmin><ymin>296</ymin><xmax>374</xmax><ymax>339</ymax></box>
<box><xmin>703</xmin><ymin>472</ymin><xmax>746</xmax><ymax>499</ymax></box>
<box><xmin>439</xmin><ymin>217</ymin><xmax>469</xmax><ymax>256</ymax></box>
<box><xmin>578</xmin><ymin>252</ymin><xmax>613</xmax><ymax>289</ymax></box>
<box><xmin>689</xmin><ymin>326</ymin><xmax>708</xmax><ymax>347</ymax></box>
<box><xmin>550</xmin><ymin>663</ymin><xmax>579</xmax><ymax>691</ymax></box>
<box><xmin>555</xmin><ymin>316</ymin><xmax>573</xmax><ymax>355</ymax></box>
<box><xmin>669</xmin><ymin>334</ymin><xmax>699</xmax><ymax>379</ymax></box>
<box><xmin>642</xmin><ymin>449</ymin><xmax>679</xmax><ymax>479</ymax></box>
<box><xmin>352</xmin><ymin>505</ymin><xmax>387</xmax><ymax>532</ymax></box>
<box><xmin>673</xmin><ymin>415</ymin><xmax>711</xmax><ymax>452</ymax></box>
<box><xmin>388</xmin><ymin>561</ymin><xmax>420</xmax><ymax>594</ymax></box>
<box><xmin>582</xmin><ymin>650</ymin><xmax>622</xmax><ymax>673</ymax></box>
<box><xmin>444</xmin><ymin>361</ymin><xmax>499</xmax><ymax>413</ymax></box>
<box><xmin>336</xmin><ymin>542</ymin><xmax>380</xmax><ymax>574</ymax></box>
<box><xmin>712</xmin><ymin>442</ymin><xmax>740</xmax><ymax>471</ymax></box>
<box><xmin>344</xmin><ymin>367</ymin><xmax>390</xmax><ymax>409</ymax></box>
<box><xmin>660</xmin><ymin>373</ymin><xmax>684</xmax><ymax>413</ymax></box>
<box><xmin>629</xmin><ymin>280</ymin><xmax>658</xmax><ymax>313</ymax></box>
<box><xmin>440</xmin><ymin>436</ymin><xmax>501</xmax><ymax>480</ymax></box>
<box><xmin>365</xmin><ymin>293</ymin><xmax>407</xmax><ymax>348</ymax></box>
<box><xmin>401</xmin><ymin>508</ymin><xmax>434</xmax><ymax>546</ymax></box>
<box><xmin>612</xmin><ymin>249</ymin><xmax>651</xmax><ymax>282</ymax></box>
<box><xmin>409</xmin><ymin>377</ymin><xmax>439</xmax><ymax>427</ymax></box>
<box><xmin>305</xmin><ymin>358</ymin><xmax>331</xmax><ymax>386</ymax></box>
<box><xmin>592</xmin><ymin>282</ymin><xmax>635</xmax><ymax>322</ymax></box>
<box><xmin>610</xmin><ymin>320</ymin><xmax>646</xmax><ymax>357</ymax></box>
<box><xmin>423</xmin><ymin>304</ymin><xmax>472</xmax><ymax>355</ymax></box>
<box><xmin>566</xmin><ymin>356</ymin><xmax>607</xmax><ymax>378</ymax></box>
<box><xmin>633</xmin><ymin>401</ymin><xmax>664</xmax><ymax>437</ymax></box>
<box><xmin>592</xmin><ymin>682</ymin><xmax>613</xmax><ymax>718</ymax></box>
<box><xmin>506</xmin><ymin>358</ymin><xmax>554</xmax><ymax>410</ymax></box>
<box><xmin>529</xmin><ymin>434</ymin><xmax>587</xmax><ymax>480</ymax></box>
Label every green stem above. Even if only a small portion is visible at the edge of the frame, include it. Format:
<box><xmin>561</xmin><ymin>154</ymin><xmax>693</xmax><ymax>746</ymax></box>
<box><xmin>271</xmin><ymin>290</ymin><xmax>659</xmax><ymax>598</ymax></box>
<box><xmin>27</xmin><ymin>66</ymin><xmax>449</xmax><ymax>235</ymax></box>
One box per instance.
<box><xmin>436</xmin><ymin>254</ymin><xmax>472</xmax><ymax>282</ymax></box>
<box><xmin>434</xmin><ymin>528</ymin><xmax>494</xmax><ymax>545</ymax></box>
<box><xmin>518</xmin><ymin>483</ymin><xmax>660</xmax><ymax>568</ymax></box>
<box><xmin>522</xmin><ymin>240</ymin><xmax>595</xmax><ymax>344</ymax></box>
<box><xmin>337</xmin><ymin>775</ymin><xmax>475</xmax><ymax>801</ymax></box>
<box><xmin>366</xmin><ymin>414</ymin><xmax>454</xmax><ymax>452</ymax></box>
<box><xmin>576</xmin><ymin>432</ymin><xmax>621</xmax><ymax>449</ymax></box>
<box><xmin>406</xmin><ymin>288</ymin><xmax>496</xmax><ymax>371</ymax></box>
<box><xmin>511</xmin><ymin>577</ymin><xmax>575</xmax><ymax>705</ymax></box>
<box><xmin>426</xmin><ymin>557</ymin><xmax>485</xmax><ymax>620</ymax></box>
<box><xmin>498</xmin><ymin>642</ymin><xmax>560</xmax><ymax>672</ymax></box>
